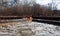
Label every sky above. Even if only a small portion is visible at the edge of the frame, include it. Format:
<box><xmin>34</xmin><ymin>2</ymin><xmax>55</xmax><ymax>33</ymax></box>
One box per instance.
<box><xmin>1</xmin><ymin>0</ymin><xmax>60</xmax><ymax>10</ymax></box>
<box><xmin>36</xmin><ymin>0</ymin><xmax>60</xmax><ymax>10</ymax></box>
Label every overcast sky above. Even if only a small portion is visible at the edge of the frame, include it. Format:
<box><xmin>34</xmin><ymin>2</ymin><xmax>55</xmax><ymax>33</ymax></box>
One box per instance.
<box><xmin>36</xmin><ymin>0</ymin><xmax>60</xmax><ymax>10</ymax></box>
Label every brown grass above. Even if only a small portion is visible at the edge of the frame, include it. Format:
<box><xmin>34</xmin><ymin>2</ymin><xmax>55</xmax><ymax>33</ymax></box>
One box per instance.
<box><xmin>0</xmin><ymin>21</ymin><xmax>19</xmax><ymax>26</ymax></box>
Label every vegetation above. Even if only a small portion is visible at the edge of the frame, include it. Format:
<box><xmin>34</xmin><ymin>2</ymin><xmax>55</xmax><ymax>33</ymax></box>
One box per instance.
<box><xmin>0</xmin><ymin>0</ymin><xmax>60</xmax><ymax>17</ymax></box>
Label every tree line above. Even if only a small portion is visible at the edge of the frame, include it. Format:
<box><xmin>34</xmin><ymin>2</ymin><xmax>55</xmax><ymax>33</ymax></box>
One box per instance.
<box><xmin>0</xmin><ymin>3</ymin><xmax>60</xmax><ymax>17</ymax></box>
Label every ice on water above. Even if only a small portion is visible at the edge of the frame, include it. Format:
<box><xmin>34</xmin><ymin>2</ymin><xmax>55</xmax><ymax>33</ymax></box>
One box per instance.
<box><xmin>0</xmin><ymin>19</ymin><xmax>60</xmax><ymax>36</ymax></box>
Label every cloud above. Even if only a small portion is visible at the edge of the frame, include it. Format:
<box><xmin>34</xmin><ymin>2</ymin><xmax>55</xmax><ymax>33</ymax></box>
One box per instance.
<box><xmin>36</xmin><ymin>0</ymin><xmax>60</xmax><ymax>10</ymax></box>
<box><xmin>57</xmin><ymin>4</ymin><xmax>60</xmax><ymax>10</ymax></box>
<box><xmin>36</xmin><ymin>0</ymin><xmax>52</xmax><ymax>5</ymax></box>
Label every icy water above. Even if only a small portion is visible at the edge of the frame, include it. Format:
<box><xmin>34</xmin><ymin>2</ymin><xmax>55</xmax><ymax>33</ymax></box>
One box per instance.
<box><xmin>0</xmin><ymin>20</ymin><xmax>60</xmax><ymax>36</ymax></box>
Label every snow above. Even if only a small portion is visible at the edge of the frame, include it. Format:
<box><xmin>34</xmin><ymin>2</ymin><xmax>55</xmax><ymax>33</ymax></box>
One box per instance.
<box><xmin>0</xmin><ymin>20</ymin><xmax>60</xmax><ymax>36</ymax></box>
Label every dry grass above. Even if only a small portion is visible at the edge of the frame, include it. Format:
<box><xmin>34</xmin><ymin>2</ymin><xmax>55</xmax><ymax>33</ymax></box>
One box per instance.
<box><xmin>0</xmin><ymin>21</ymin><xmax>19</xmax><ymax>27</ymax></box>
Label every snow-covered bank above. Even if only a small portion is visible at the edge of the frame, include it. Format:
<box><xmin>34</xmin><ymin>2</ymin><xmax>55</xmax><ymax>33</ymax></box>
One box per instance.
<box><xmin>0</xmin><ymin>21</ymin><xmax>60</xmax><ymax>36</ymax></box>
